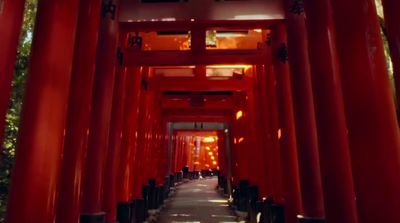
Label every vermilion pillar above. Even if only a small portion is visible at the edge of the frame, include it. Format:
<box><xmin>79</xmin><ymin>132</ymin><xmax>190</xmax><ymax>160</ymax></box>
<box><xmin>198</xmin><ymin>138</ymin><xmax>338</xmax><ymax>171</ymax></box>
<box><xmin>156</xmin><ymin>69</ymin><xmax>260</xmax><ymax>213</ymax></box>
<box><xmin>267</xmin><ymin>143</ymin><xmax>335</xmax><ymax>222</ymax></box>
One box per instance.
<box><xmin>5</xmin><ymin>0</ymin><xmax>80</xmax><ymax>222</ymax></box>
<box><xmin>272</xmin><ymin>25</ymin><xmax>303</xmax><ymax>223</ymax></box>
<box><xmin>81</xmin><ymin>0</ymin><xmax>120</xmax><ymax>221</ymax></box>
<box><xmin>133</xmin><ymin>73</ymin><xmax>154</xmax><ymax>196</ymax></box>
<box><xmin>331</xmin><ymin>0</ymin><xmax>400</xmax><ymax>222</ymax></box>
<box><xmin>264</xmin><ymin>65</ymin><xmax>284</xmax><ymax>203</ymax></box>
<box><xmin>231</xmin><ymin>92</ymin><xmax>250</xmax><ymax>184</ymax></box>
<box><xmin>302</xmin><ymin>1</ymin><xmax>359</xmax><ymax>222</ymax></box>
<box><xmin>118</xmin><ymin>67</ymin><xmax>142</xmax><ymax>202</ymax></box>
<box><xmin>170</xmin><ymin>134</ymin><xmax>177</xmax><ymax>174</ymax></box>
<box><xmin>247</xmin><ymin>81</ymin><xmax>267</xmax><ymax>197</ymax></box>
<box><xmin>0</xmin><ymin>0</ymin><xmax>26</xmax><ymax>148</ymax></box>
<box><xmin>103</xmin><ymin>66</ymin><xmax>127</xmax><ymax>222</ymax></box>
<box><xmin>255</xmin><ymin>65</ymin><xmax>274</xmax><ymax>196</ymax></box>
<box><xmin>56</xmin><ymin>0</ymin><xmax>102</xmax><ymax>222</ymax></box>
<box><xmin>217</xmin><ymin>131</ymin><xmax>227</xmax><ymax>175</ymax></box>
<box><xmin>283</xmin><ymin>0</ymin><xmax>325</xmax><ymax>219</ymax></box>
<box><xmin>155</xmin><ymin>124</ymin><xmax>167</xmax><ymax>183</ymax></box>
<box><xmin>382</xmin><ymin>0</ymin><xmax>400</xmax><ymax>108</ymax></box>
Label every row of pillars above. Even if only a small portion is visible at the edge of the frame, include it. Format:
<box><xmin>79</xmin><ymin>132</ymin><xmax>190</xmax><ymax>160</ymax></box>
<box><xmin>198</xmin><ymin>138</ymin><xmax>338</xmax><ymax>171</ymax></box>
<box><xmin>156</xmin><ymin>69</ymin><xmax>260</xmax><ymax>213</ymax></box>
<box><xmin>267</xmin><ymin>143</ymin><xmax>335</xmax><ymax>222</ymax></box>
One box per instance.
<box><xmin>224</xmin><ymin>0</ymin><xmax>400</xmax><ymax>223</ymax></box>
<box><xmin>1</xmin><ymin>0</ymin><xmax>400</xmax><ymax>223</ymax></box>
<box><xmin>0</xmin><ymin>0</ymin><xmax>169</xmax><ymax>222</ymax></box>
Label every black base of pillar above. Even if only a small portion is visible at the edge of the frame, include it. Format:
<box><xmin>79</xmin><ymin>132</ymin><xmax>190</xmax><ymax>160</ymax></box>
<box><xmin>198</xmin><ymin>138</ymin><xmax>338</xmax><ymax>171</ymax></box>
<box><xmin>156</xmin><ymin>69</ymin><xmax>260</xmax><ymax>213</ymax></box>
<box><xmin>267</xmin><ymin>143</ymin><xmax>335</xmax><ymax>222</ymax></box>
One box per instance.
<box><xmin>298</xmin><ymin>217</ymin><xmax>326</xmax><ymax>223</ymax></box>
<box><xmin>117</xmin><ymin>202</ymin><xmax>131</xmax><ymax>223</ymax></box>
<box><xmin>169</xmin><ymin>174</ymin><xmax>175</xmax><ymax>187</ymax></box>
<box><xmin>131</xmin><ymin>199</ymin><xmax>146</xmax><ymax>223</ymax></box>
<box><xmin>80</xmin><ymin>212</ymin><xmax>106</xmax><ymax>223</ymax></box>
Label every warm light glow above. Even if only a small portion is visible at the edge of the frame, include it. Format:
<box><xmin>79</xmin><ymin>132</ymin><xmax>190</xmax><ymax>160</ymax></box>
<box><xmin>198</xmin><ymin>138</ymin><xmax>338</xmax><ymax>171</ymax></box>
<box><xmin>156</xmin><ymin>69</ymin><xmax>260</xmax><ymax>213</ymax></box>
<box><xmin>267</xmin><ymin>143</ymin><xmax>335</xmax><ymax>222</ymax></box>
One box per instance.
<box><xmin>161</xmin><ymin>17</ymin><xmax>176</xmax><ymax>21</ymax></box>
<box><xmin>236</xmin><ymin>110</ymin><xmax>243</xmax><ymax>120</ymax></box>
<box><xmin>253</xmin><ymin>29</ymin><xmax>263</xmax><ymax>33</ymax></box>
<box><xmin>234</xmin><ymin>14</ymin><xmax>273</xmax><ymax>20</ymax></box>
<box><xmin>213</xmin><ymin>161</ymin><xmax>218</xmax><ymax>165</ymax></box>
<box><xmin>208</xmin><ymin>152</ymin><xmax>213</xmax><ymax>156</ymax></box>
<box><xmin>238</xmin><ymin>137</ymin><xmax>244</xmax><ymax>143</ymax></box>
<box><xmin>207</xmin><ymin>64</ymin><xmax>252</xmax><ymax>69</ymax></box>
<box><xmin>205</xmin><ymin>146</ymin><xmax>210</xmax><ymax>151</ymax></box>
<box><xmin>203</xmin><ymin>137</ymin><xmax>215</xmax><ymax>143</ymax></box>
<box><xmin>208</xmin><ymin>199</ymin><xmax>227</xmax><ymax>203</ymax></box>
<box><xmin>211</xmin><ymin>156</ymin><xmax>215</xmax><ymax>160</ymax></box>
<box><xmin>278</xmin><ymin>128</ymin><xmax>282</xmax><ymax>140</ymax></box>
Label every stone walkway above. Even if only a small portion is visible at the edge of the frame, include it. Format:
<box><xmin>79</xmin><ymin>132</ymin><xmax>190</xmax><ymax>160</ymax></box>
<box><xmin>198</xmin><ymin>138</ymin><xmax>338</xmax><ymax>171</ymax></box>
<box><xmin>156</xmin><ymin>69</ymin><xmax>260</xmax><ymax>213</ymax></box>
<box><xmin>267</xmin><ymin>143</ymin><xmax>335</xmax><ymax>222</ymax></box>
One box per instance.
<box><xmin>158</xmin><ymin>177</ymin><xmax>239</xmax><ymax>223</ymax></box>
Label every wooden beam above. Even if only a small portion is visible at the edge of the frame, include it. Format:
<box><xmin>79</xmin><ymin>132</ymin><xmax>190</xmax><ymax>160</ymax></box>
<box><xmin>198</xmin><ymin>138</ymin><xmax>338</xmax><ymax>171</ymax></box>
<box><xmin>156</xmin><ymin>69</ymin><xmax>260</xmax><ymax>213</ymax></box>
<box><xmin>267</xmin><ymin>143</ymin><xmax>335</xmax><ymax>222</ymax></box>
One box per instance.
<box><xmin>124</xmin><ymin>50</ymin><xmax>268</xmax><ymax>66</ymax></box>
<box><xmin>120</xmin><ymin>19</ymin><xmax>283</xmax><ymax>32</ymax></box>
<box><xmin>154</xmin><ymin>77</ymin><xmax>252</xmax><ymax>91</ymax></box>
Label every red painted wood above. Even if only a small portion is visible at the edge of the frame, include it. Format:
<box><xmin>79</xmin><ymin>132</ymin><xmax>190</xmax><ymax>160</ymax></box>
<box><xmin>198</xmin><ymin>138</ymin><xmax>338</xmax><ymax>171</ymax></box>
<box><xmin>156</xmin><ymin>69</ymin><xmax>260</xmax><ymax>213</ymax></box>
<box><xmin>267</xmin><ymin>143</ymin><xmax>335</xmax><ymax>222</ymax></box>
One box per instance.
<box><xmin>217</xmin><ymin>131</ymin><xmax>227</xmax><ymax>176</ymax></box>
<box><xmin>264</xmin><ymin>64</ymin><xmax>284</xmax><ymax>203</ymax></box>
<box><xmin>120</xmin><ymin>19</ymin><xmax>282</xmax><ymax>32</ymax></box>
<box><xmin>132</xmin><ymin>69</ymin><xmax>154</xmax><ymax>197</ymax></box>
<box><xmin>132</xmin><ymin>68</ymin><xmax>150</xmax><ymax>198</ymax></box>
<box><xmin>302</xmin><ymin>1</ymin><xmax>359</xmax><ymax>222</ymax></box>
<box><xmin>230</xmin><ymin>92</ymin><xmax>250</xmax><ymax>183</ymax></box>
<box><xmin>118</xmin><ymin>67</ymin><xmax>142</xmax><ymax>202</ymax></box>
<box><xmin>0</xmin><ymin>0</ymin><xmax>25</xmax><ymax>150</ymax></box>
<box><xmin>81</xmin><ymin>0</ymin><xmax>120</xmax><ymax>214</ymax></box>
<box><xmin>382</xmin><ymin>0</ymin><xmax>400</xmax><ymax>109</ymax></box>
<box><xmin>272</xmin><ymin>25</ymin><xmax>303</xmax><ymax>223</ymax></box>
<box><xmin>255</xmin><ymin>65</ymin><xmax>274</xmax><ymax>197</ymax></box>
<box><xmin>157</xmin><ymin>77</ymin><xmax>252</xmax><ymax>92</ymax></box>
<box><xmin>170</xmin><ymin>134</ymin><xmax>178</xmax><ymax>174</ymax></box>
<box><xmin>155</xmin><ymin>123</ymin><xmax>168</xmax><ymax>184</ymax></box>
<box><xmin>5</xmin><ymin>0</ymin><xmax>80</xmax><ymax>221</ymax></box>
<box><xmin>283</xmin><ymin>0</ymin><xmax>325</xmax><ymax>218</ymax></box>
<box><xmin>124</xmin><ymin>50</ymin><xmax>267</xmax><ymax>66</ymax></box>
<box><xmin>331</xmin><ymin>0</ymin><xmax>400</xmax><ymax>222</ymax></box>
<box><xmin>56</xmin><ymin>0</ymin><xmax>102</xmax><ymax>222</ymax></box>
<box><xmin>248</xmin><ymin>71</ymin><xmax>268</xmax><ymax>197</ymax></box>
<box><xmin>103</xmin><ymin>66</ymin><xmax>128</xmax><ymax>222</ymax></box>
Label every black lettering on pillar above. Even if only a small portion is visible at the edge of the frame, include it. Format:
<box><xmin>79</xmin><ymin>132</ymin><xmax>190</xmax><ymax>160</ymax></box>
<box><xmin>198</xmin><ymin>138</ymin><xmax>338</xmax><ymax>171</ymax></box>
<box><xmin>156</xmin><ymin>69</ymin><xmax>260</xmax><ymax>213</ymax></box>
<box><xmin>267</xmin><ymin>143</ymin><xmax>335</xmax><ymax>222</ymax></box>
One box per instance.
<box><xmin>127</xmin><ymin>32</ymin><xmax>143</xmax><ymax>49</ymax></box>
<box><xmin>141</xmin><ymin>78</ymin><xmax>148</xmax><ymax>91</ymax></box>
<box><xmin>289</xmin><ymin>0</ymin><xmax>305</xmax><ymax>15</ymax></box>
<box><xmin>101</xmin><ymin>0</ymin><xmax>117</xmax><ymax>20</ymax></box>
<box><xmin>116</xmin><ymin>47</ymin><xmax>123</xmax><ymax>66</ymax></box>
<box><xmin>266</xmin><ymin>31</ymin><xmax>272</xmax><ymax>46</ymax></box>
<box><xmin>277</xmin><ymin>43</ymin><xmax>289</xmax><ymax>64</ymax></box>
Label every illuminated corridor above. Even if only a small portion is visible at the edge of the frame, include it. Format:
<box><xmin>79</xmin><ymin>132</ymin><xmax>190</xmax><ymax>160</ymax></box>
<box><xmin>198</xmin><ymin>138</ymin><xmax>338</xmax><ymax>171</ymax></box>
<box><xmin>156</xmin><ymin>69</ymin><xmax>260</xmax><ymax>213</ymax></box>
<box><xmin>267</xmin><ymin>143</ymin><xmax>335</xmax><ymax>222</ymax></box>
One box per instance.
<box><xmin>1</xmin><ymin>0</ymin><xmax>400</xmax><ymax>223</ymax></box>
<box><xmin>158</xmin><ymin>177</ymin><xmax>238</xmax><ymax>223</ymax></box>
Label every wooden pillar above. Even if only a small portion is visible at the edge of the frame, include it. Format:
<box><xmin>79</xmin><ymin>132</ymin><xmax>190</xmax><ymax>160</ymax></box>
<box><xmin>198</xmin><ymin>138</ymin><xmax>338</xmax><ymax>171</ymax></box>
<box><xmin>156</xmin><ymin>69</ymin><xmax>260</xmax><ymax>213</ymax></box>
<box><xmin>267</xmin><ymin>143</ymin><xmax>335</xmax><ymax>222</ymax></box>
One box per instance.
<box><xmin>231</xmin><ymin>92</ymin><xmax>250</xmax><ymax>183</ymax></box>
<box><xmin>271</xmin><ymin>25</ymin><xmax>303</xmax><ymax>223</ymax></box>
<box><xmin>283</xmin><ymin>0</ymin><xmax>325</xmax><ymax>219</ymax></box>
<box><xmin>382</xmin><ymin>0</ymin><xmax>400</xmax><ymax>108</ymax></box>
<box><xmin>255</xmin><ymin>65</ymin><xmax>274</xmax><ymax>197</ymax></box>
<box><xmin>302</xmin><ymin>1</ymin><xmax>359</xmax><ymax>222</ymax></box>
<box><xmin>132</xmin><ymin>74</ymin><xmax>148</xmax><ymax>198</ymax></box>
<box><xmin>331</xmin><ymin>0</ymin><xmax>400</xmax><ymax>222</ymax></box>
<box><xmin>5</xmin><ymin>0</ymin><xmax>80</xmax><ymax>222</ymax></box>
<box><xmin>0</xmin><ymin>0</ymin><xmax>26</xmax><ymax>149</ymax></box>
<box><xmin>265</xmin><ymin>64</ymin><xmax>285</xmax><ymax>203</ymax></box>
<box><xmin>80</xmin><ymin>0</ymin><xmax>120</xmax><ymax>221</ymax></box>
<box><xmin>247</xmin><ymin>84</ymin><xmax>267</xmax><ymax>196</ymax></box>
<box><xmin>118</xmin><ymin>67</ymin><xmax>142</xmax><ymax>202</ymax></box>
<box><xmin>56</xmin><ymin>0</ymin><xmax>102</xmax><ymax>222</ymax></box>
<box><xmin>103</xmin><ymin>66</ymin><xmax>128</xmax><ymax>222</ymax></box>
<box><xmin>132</xmin><ymin>72</ymin><xmax>153</xmax><ymax>196</ymax></box>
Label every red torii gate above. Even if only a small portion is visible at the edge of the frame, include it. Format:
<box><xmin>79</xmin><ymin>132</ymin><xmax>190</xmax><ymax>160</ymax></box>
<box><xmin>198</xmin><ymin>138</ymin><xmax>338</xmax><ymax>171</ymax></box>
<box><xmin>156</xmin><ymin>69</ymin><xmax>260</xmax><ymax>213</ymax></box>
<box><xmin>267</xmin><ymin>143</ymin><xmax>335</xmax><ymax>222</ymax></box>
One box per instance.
<box><xmin>0</xmin><ymin>0</ymin><xmax>400</xmax><ymax>223</ymax></box>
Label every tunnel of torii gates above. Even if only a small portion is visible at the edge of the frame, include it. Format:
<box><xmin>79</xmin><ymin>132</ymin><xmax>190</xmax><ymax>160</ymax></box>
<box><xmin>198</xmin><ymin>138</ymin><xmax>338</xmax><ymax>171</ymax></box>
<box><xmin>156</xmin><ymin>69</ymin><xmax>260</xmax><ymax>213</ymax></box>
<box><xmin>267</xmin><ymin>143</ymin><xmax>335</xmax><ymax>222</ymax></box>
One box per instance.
<box><xmin>1</xmin><ymin>0</ymin><xmax>400</xmax><ymax>223</ymax></box>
